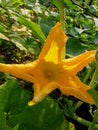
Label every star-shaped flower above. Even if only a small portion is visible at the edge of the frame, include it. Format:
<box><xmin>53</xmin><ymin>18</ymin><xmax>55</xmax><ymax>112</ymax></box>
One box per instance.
<box><xmin>0</xmin><ymin>23</ymin><xmax>96</xmax><ymax>106</ymax></box>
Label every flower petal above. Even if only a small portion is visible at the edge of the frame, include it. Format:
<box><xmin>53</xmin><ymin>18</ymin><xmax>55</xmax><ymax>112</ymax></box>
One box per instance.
<box><xmin>28</xmin><ymin>82</ymin><xmax>57</xmax><ymax>106</ymax></box>
<box><xmin>63</xmin><ymin>50</ymin><xmax>96</xmax><ymax>74</ymax></box>
<box><xmin>58</xmin><ymin>76</ymin><xmax>95</xmax><ymax>104</ymax></box>
<box><xmin>0</xmin><ymin>61</ymin><xmax>37</xmax><ymax>83</ymax></box>
<box><xmin>38</xmin><ymin>22</ymin><xmax>68</xmax><ymax>63</ymax></box>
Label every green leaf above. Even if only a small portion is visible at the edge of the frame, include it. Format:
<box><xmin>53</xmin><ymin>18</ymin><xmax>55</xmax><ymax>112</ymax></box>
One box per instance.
<box><xmin>0</xmin><ymin>113</ymin><xmax>10</xmax><ymax>130</ymax></box>
<box><xmin>18</xmin><ymin>17</ymin><xmax>46</xmax><ymax>44</ymax></box>
<box><xmin>66</xmin><ymin>38</ymin><xmax>86</xmax><ymax>56</ymax></box>
<box><xmin>11</xmin><ymin>38</ymin><xmax>27</xmax><ymax>52</ymax></box>
<box><xmin>11</xmin><ymin>125</ymin><xmax>19</xmax><ymax>130</ymax></box>
<box><xmin>0</xmin><ymin>79</ymin><xmax>70</xmax><ymax>130</ymax></box>
<box><xmin>94</xmin><ymin>31</ymin><xmax>98</xmax><ymax>44</ymax></box>
<box><xmin>11</xmin><ymin>37</ymin><xmax>40</xmax><ymax>56</ymax></box>
<box><xmin>0</xmin><ymin>79</ymin><xmax>31</xmax><ymax>129</ymax></box>
<box><xmin>11</xmin><ymin>0</ymin><xmax>25</xmax><ymax>7</ymax></box>
<box><xmin>53</xmin><ymin>0</ymin><xmax>62</xmax><ymax>10</ymax></box>
<box><xmin>0</xmin><ymin>79</ymin><xmax>30</xmax><ymax>113</ymax></box>
<box><xmin>8</xmin><ymin>97</ymin><xmax>69</xmax><ymax>130</ymax></box>
<box><xmin>88</xmin><ymin>89</ymin><xmax>98</xmax><ymax>108</ymax></box>
<box><xmin>64</xmin><ymin>0</ymin><xmax>75</xmax><ymax>9</ymax></box>
<box><xmin>40</xmin><ymin>23</ymin><xmax>51</xmax><ymax>37</ymax></box>
<box><xmin>25</xmin><ymin>37</ymin><xmax>40</xmax><ymax>56</ymax></box>
<box><xmin>0</xmin><ymin>24</ymin><xmax>7</xmax><ymax>34</ymax></box>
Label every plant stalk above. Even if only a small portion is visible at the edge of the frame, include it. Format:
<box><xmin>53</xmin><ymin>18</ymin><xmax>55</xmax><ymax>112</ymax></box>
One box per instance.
<box><xmin>89</xmin><ymin>65</ymin><xmax>98</xmax><ymax>89</ymax></box>
<box><xmin>59</xmin><ymin>0</ymin><xmax>65</xmax><ymax>32</ymax></box>
<box><xmin>72</xmin><ymin>114</ymin><xmax>98</xmax><ymax>130</ymax></box>
<box><xmin>59</xmin><ymin>0</ymin><xmax>66</xmax><ymax>58</ymax></box>
<box><xmin>88</xmin><ymin>110</ymin><xmax>98</xmax><ymax>130</ymax></box>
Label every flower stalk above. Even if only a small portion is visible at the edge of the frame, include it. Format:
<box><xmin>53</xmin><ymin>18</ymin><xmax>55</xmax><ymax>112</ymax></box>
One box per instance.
<box><xmin>59</xmin><ymin>0</ymin><xmax>65</xmax><ymax>32</ymax></box>
<box><xmin>59</xmin><ymin>0</ymin><xmax>65</xmax><ymax>58</ymax></box>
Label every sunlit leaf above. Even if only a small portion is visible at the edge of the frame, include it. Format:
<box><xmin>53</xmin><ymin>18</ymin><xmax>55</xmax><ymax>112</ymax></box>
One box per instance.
<box><xmin>18</xmin><ymin>17</ymin><xmax>46</xmax><ymax>44</ymax></box>
<box><xmin>11</xmin><ymin>38</ymin><xmax>27</xmax><ymax>52</ymax></box>
<box><xmin>94</xmin><ymin>18</ymin><xmax>98</xmax><ymax>28</ymax></box>
<box><xmin>0</xmin><ymin>33</ymin><xmax>9</xmax><ymax>41</ymax></box>
<box><xmin>11</xmin><ymin>0</ymin><xmax>25</xmax><ymax>7</ymax></box>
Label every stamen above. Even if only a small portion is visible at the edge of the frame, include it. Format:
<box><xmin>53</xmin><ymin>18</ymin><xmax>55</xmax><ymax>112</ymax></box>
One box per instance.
<box><xmin>47</xmin><ymin>72</ymin><xmax>52</xmax><ymax>77</ymax></box>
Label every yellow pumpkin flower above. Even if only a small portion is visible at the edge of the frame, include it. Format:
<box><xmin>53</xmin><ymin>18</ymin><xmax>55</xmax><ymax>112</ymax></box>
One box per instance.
<box><xmin>0</xmin><ymin>22</ymin><xmax>96</xmax><ymax>106</ymax></box>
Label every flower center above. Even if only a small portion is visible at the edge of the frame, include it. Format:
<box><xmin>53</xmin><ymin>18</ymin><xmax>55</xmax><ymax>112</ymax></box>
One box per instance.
<box><xmin>43</xmin><ymin>64</ymin><xmax>58</xmax><ymax>81</ymax></box>
<box><xmin>39</xmin><ymin>60</ymin><xmax>59</xmax><ymax>81</ymax></box>
<box><xmin>44</xmin><ymin>69</ymin><xmax>54</xmax><ymax>80</ymax></box>
<box><xmin>47</xmin><ymin>72</ymin><xmax>52</xmax><ymax>77</ymax></box>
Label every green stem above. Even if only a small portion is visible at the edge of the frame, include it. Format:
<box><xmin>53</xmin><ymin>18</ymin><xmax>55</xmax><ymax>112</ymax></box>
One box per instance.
<box><xmin>59</xmin><ymin>0</ymin><xmax>65</xmax><ymax>32</ymax></box>
<box><xmin>62</xmin><ymin>105</ymin><xmax>98</xmax><ymax>129</ymax></box>
<box><xmin>71</xmin><ymin>67</ymin><xmax>93</xmax><ymax>116</ymax></box>
<box><xmin>71</xmin><ymin>114</ymin><xmax>98</xmax><ymax>130</ymax></box>
<box><xmin>87</xmin><ymin>52</ymin><xmax>98</xmax><ymax>129</ymax></box>
<box><xmin>88</xmin><ymin>110</ymin><xmax>98</xmax><ymax>130</ymax></box>
<box><xmin>89</xmin><ymin>65</ymin><xmax>98</xmax><ymax>88</ymax></box>
<box><xmin>59</xmin><ymin>0</ymin><xmax>66</xmax><ymax>58</ymax></box>
<box><xmin>72</xmin><ymin>67</ymin><xmax>93</xmax><ymax>114</ymax></box>
<box><xmin>83</xmin><ymin>66</ymin><xmax>93</xmax><ymax>83</ymax></box>
<box><xmin>59</xmin><ymin>101</ymin><xmax>98</xmax><ymax>129</ymax></box>
<box><xmin>72</xmin><ymin>101</ymin><xmax>83</xmax><ymax>112</ymax></box>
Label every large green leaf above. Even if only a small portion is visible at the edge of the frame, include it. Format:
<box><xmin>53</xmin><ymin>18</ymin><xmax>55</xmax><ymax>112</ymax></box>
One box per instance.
<box><xmin>0</xmin><ymin>79</ymin><xmax>30</xmax><ymax>113</ymax></box>
<box><xmin>18</xmin><ymin>17</ymin><xmax>46</xmax><ymax>44</ymax></box>
<box><xmin>0</xmin><ymin>79</ymin><xmax>71</xmax><ymax>130</ymax></box>
<box><xmin>8</xmin><ymin>97</ymin><xmax>68</xmax><ymax>130</ymax></box>
<box><xmin>0</xmin><ymin>113</ymin><xmax>10</xmax><ymax>130</ymax></box>
<box><xmin>0</xmin><ymin>79</ymin><xmax>31</xmax><ymax>130</ymax></box>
